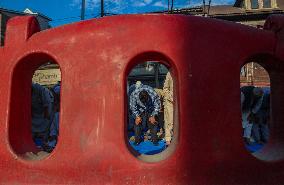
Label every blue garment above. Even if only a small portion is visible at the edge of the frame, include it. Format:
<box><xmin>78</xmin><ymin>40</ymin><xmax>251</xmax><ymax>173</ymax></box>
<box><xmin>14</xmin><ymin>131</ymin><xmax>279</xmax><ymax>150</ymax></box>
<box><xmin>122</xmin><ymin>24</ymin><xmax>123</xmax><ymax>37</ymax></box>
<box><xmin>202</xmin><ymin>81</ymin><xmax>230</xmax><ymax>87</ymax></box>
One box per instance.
<box><xmin>45</xmin><ymin>112</ymin><xmax>59</xmax><ymax>150</ymax></box>
<box><xmin>32</xmin><ymin>83</ymin><xmax>51</xmax><ymax>118</ymax></box>
<box><xmin>252</xmin><ymin>123</ymin><xmax>269</xmax><ymax>143</ymax></box>
<box><xmin>46</xmin><ymin>87</ymin><xmax>55</xmax><ymax>123</ymax></box>
<box><xmin>49</xmin><ymin>112</ymin><xmax>59</xmax><ymax>137</ymax></box>
<box><xmin>129</xmin><ymin>84</ymin><xmax>161</xmax><ymax>118</ymax></box>
<box><xmin>241</xmin><ymin>86</ymin><xmax>264</xmax><ymax>139</ymax></box>
<box><xmin>127</xmin><ymin>84</ymin><xmax>136</xmax><ymax>130</ymax></box>
<box><xmin>53</xmin><ymin>84</ymin><xmax>60</xmax><ymax>94</ymax></box>
<box><xmin>128</xmin><ymin>84</ymin><xmax>136</xmax><ymax>96</ymax></box>
<box><xmin>252</xmin><ymin>92</ymin><xmax>270</xmax><ymax>143</ymax></box>
<box><xmin>31</xmin><ymin>83</ymin><xmax>53</xmax><ymax>134</ymax></box>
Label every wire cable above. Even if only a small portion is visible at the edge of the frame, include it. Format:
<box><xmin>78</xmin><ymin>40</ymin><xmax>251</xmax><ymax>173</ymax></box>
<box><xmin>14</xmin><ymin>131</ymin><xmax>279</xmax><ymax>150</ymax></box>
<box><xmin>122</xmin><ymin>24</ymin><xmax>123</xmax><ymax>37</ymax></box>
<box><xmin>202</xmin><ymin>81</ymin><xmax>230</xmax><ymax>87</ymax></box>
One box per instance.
<box><xmin>50</xmin><ymin>13</ymin><xmax>99</xmax><ymax>22</ymax></box>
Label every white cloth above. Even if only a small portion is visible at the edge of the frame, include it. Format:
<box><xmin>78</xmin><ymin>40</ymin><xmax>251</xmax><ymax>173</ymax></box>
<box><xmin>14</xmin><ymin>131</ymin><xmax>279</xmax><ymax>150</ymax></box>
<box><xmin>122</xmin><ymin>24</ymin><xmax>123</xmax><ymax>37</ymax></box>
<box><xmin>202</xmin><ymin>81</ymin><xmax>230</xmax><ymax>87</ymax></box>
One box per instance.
<box><xmin>163</xmin><ymin>72</ymin><xmax>174</xmax><ymax>142</ymax></box>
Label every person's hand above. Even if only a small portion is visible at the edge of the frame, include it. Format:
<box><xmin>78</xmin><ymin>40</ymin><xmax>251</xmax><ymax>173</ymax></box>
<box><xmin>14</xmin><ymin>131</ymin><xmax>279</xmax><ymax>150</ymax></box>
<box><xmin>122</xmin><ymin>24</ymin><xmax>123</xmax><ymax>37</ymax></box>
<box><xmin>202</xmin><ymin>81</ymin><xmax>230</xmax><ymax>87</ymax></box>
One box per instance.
<box><xmin>135</xmin><ymin>116</ymin><xmax>142</xmax><ymax>125</ymax></box>
<box><xmin>149</xmin><ymin>116</ymin><xmax>156</xmax><ymax>124</ymax></box>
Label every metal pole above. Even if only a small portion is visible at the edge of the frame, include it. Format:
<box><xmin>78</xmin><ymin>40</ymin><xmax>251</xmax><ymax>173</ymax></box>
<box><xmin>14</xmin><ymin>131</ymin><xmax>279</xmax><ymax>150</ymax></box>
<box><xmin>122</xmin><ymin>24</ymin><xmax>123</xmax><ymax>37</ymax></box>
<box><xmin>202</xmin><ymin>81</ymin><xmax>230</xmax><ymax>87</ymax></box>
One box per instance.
<box><xmin>208</xmin><ymin>0</ymin><xmax>212</xmax><ymax>15</ymax></box>
<box><xmin>171</xmin><ymin>0</ymin><xmax>174</xmax><ymax>13</ymax></box>
<box><xmin>101</xmin><ymin>0</ymin><xmax>104</xmax><ymax>17</ymax></box>
<box><xmin>81</xmin><ymin>0</ymin><xmax>85</xmax><ymax>20</ymax></box>
<box><xmin>154</xmin><ymin>63</ymin><xmax>160</xmax><ymax>88</ymax></box>
<box><xmin>168</xmin><ymin>0</ymin><xmax>170</xmax><ymax>13</ymax></box>
<box><xmin>251</xmin><ymin>62</ymin><xmax>254</xmax><ymax>85</ymax></box>
<box><xmin>203</xmin><ymin>0</ymin><xmax>206</xmax><ymax>16</ymax></box>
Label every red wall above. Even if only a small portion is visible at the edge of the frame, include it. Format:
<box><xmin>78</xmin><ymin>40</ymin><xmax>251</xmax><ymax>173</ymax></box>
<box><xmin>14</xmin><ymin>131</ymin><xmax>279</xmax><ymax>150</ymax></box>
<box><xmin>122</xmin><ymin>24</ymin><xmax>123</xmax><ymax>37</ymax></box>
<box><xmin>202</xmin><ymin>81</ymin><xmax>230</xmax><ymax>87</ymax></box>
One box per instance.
<box><xmin>0</xmin><ymin>14</ymin><xmax>283</xmax><ymax>184</ymax></box>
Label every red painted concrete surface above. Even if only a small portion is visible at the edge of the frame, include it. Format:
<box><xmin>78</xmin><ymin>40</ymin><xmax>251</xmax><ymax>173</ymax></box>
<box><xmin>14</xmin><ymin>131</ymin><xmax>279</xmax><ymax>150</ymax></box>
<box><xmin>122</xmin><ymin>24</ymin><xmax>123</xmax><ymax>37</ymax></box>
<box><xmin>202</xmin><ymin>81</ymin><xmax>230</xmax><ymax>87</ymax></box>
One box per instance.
<box><xmin>0</xmin><ymin>14</ymin><xmax>283</xmax><ymax>184</ymax></box>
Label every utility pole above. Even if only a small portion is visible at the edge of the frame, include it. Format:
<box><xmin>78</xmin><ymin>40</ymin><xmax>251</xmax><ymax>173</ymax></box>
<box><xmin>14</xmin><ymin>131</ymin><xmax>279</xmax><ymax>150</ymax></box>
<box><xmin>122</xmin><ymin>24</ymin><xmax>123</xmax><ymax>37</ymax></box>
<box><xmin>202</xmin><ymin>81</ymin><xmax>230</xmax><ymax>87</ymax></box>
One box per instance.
<box><xmin>203</xmin><ymin>0</ymin><xmax>206</xmax><ymax>16</ymax></box>
<box><xmin>101</xmin><ymin>0</ymin><xmax>104</xmax><ymax>17</ymax></box>
<box><xmin>81</xmin><ymin>0</ymin><xmax>85</xmax><ymax>20</ymax></box>
<box><xmin>171</xmin><ymin>0</ymin><xmax>174</xmax><ymax>13</ymax></box>
<box><xmin>208</xmin><ymin>0</ymin><xmax>212</xmax><ymax>15</ymax></box>
<box><xmin>154</xmin><ymin>63</ymin><xmax>160</xmax><ymax>88</ymax></box>
<box><xmin>168</xmin><ymin>0</ymin><xmax>170</xmax><ymax>13</ymax></box>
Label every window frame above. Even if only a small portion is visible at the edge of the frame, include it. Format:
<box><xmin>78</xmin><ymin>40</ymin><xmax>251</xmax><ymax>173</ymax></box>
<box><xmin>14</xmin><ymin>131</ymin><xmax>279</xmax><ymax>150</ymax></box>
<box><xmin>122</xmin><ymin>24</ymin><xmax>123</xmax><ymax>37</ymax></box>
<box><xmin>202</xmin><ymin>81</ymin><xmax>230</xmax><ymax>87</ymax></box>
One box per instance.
<box><xmin>251</xmin><ymin>0</ymin><xmax>259</xmax><ymax>9</ymax></box>
<box><xmin>263</xmin><ymin>0</ymin><xmax>272</xmax><ymax>8</ymax></box>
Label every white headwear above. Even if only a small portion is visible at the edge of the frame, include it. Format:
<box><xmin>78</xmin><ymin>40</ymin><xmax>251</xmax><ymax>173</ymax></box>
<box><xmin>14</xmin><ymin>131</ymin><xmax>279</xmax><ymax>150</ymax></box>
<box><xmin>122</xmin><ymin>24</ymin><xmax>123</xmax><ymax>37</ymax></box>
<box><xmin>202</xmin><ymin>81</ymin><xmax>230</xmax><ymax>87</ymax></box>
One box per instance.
<box><xmin>135</xmin><ymin>81</ymin><xmax>142</xmax><ymax>89</ymax></box>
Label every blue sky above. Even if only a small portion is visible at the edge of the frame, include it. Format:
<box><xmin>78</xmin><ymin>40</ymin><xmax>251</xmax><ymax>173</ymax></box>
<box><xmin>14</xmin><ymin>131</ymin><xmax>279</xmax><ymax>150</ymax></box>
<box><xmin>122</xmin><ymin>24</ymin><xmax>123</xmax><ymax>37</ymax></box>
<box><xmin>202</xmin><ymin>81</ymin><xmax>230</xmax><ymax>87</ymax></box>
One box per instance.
<box><xmin>0</xmin><ymin>0</ymin><xmax>235</xmax><ymax>27</ymax></box>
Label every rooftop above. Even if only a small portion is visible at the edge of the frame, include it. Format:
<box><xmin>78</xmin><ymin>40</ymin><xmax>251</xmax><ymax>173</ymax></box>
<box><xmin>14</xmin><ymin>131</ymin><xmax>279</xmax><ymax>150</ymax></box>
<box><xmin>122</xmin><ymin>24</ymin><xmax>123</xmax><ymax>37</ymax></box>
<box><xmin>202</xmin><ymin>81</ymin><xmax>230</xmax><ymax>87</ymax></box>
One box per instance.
<box><xmin>0</xmin><ymin>7</ymin><xmax>52</xmax><ymax>21</ymax></box>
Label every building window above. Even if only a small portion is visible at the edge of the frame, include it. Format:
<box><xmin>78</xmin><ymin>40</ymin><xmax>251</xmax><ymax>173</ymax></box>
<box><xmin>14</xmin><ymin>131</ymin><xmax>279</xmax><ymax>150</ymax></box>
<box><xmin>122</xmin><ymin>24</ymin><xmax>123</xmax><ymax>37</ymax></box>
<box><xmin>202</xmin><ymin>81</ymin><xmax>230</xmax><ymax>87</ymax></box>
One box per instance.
<box><xmin>251</xmin><ymin>0</ymin><xmax>259</xmax><ymax>9</ymax></box>
<box><xmin>263</xmin><ymin>0</ymin><xmax>271</xmax><ymax>8</ymax></box>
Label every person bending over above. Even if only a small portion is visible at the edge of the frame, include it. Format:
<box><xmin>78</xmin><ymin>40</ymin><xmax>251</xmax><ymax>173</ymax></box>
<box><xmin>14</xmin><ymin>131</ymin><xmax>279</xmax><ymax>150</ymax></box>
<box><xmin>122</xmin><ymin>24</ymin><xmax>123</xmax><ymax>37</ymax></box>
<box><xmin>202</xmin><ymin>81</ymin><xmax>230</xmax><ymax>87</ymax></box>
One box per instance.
<box><xmin>129</xmin><ymin>83</ymin><xmax>161</xmax><ymax>146</ymax></box>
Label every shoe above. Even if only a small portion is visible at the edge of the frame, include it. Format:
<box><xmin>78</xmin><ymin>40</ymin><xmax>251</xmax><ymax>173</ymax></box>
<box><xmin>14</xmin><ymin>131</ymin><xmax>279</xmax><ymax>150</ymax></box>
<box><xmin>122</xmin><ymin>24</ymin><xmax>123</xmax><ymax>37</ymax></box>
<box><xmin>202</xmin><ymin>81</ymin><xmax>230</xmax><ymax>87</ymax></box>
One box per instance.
<box><xmin>244</xmin><ymin>138</ymin><xmax>253</xmax><ymax>145</ymax></box>
<box><xmin>158</xmin><ymin>133</ymin><xmax>165</xmax><ymax>139</ymax></box>
<box><xmin>134</xmin><ymin>142</ymin><xmax>140</xmax><ymax>146</ymax></box>
<box><xmin>144</xmin><ymin>135</ymin><xmax>149</xmax><ymax>141</ymax></box>
<box><xmin>166</xmin><ymin>141</ymin><xmax>171</xmax><ymax>146</ymax></box>
<box><xmin>134</xmin><ymin>139</ymin><xmax>141</xmax><ymax>146</ymax></box>
<box><xmin>129</xmin><ymin>136</ymin><xmax>135</xmax><ymax>142</ymax></box>
<box><xmin>42</xmin><ymin>144</ymin><xmax>54</xmax><ymax>153</ymax></box>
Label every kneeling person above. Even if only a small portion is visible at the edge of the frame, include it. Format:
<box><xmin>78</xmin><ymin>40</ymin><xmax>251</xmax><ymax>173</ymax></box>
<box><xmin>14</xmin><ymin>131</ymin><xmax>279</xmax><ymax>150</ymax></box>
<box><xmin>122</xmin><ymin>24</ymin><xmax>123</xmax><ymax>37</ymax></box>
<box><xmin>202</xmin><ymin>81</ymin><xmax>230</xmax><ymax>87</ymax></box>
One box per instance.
<box><xmin>130</xmin><ymin>83</ymin><xmax>161</xmax><ymax>146</ymax></box>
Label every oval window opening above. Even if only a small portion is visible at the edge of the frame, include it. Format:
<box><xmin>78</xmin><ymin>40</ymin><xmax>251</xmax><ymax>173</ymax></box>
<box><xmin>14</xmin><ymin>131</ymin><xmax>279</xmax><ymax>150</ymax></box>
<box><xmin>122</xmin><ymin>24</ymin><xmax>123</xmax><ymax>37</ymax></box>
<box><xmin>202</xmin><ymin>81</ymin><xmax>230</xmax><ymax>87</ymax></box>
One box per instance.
<box><xmin>9</xmin><ymin>54</ymin><xmax>61</xmax><ymax>160</ymax></box>
<box><xmin>240</xmin><ymin>62</ymin><xmax>270</xmax><ymax>153</ymax></box>
<box><xmin>32</xmin><ymin>63</ymin><xmax>61</xmax><ymax>155</ymax></box>
<box><xmin>127</xmin><ymin>61</ymin><xmax>176</xmax><ymax>159</ymax></box>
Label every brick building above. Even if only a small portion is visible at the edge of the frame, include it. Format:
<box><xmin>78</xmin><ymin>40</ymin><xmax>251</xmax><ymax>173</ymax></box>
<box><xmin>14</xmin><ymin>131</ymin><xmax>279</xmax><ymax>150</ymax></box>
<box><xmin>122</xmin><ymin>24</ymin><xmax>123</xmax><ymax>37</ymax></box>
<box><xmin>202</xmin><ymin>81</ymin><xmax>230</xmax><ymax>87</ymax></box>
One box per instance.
<box><xmin>156</xmin><ymin>0</ymin><xmax>284</xmax><ymax>86</ymax></box>
<box><xmin>208</xmin><ymin>0</ymin><xmax>283</xmax><ymax>86</ymax></box>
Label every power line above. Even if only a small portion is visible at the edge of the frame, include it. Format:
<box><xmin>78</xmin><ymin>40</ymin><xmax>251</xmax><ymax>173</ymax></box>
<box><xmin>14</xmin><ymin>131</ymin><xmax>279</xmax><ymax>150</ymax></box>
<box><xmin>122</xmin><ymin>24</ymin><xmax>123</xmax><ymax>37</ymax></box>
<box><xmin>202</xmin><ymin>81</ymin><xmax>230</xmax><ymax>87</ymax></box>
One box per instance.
<box><xmin>50</xmin><ymin>13</ymin><xmax>99</xmax><ymax>22</ymax></box>
<box><xmin>51</xmin><ymin>16</ymin><xmax>82</xmax><ymax>22</ymax></box>
<box><xmin>51</xmin><ymin>6</ymin><xmax>173</xmax><ymax>24</ymax></box>
<box><xmin>104</xmin><ymin>12</ymin><xmax>118</xmax><ymax>16</ymax></box>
